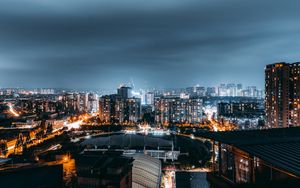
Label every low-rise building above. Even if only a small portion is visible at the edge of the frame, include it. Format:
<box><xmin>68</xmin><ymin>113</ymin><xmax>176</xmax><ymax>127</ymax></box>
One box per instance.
<box><xmin>76</xmin><ymin>153</ymin><xmax>133</xmax><ymax>188</ymax></box>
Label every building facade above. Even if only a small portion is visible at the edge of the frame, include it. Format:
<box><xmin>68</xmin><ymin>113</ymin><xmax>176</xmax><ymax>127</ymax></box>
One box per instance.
<box><xmin>154</xmin><ymin>97</ymin><xmax>203</xmax><ymax>125</ymax></box>
<box><xmin>118</xmin><ymin>86</ymin><xmax>132</xmax><ymax>99</ymax></box>
<box><xmin>289</xmin><ymin>62</ymin><xmax>300</xmax><ymax>126</ymax></box>
<box><xmin>99</xmin><ymin>94</ymin><xmax>141</xmax><ymax>124</ymax></box>
<box><xmin>218</xmin><ymin>102</ymin><xmax>263</xmax><ymax>118</ymax></box>
<box><xmin>265</xmin><ymin>62</ymin><xmax>300</xmax><ymax>128</ymax></box>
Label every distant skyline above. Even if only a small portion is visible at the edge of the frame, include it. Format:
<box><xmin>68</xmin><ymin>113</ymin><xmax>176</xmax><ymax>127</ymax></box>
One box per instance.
<box><xmin>0</xmin><ymin>82</ymin><xmax>265</xmax><ymax>91</ymax></box>
<box><xmin>1</xmin><ymin>0</ymin><xmax>300</xmax><ymax>89</ymax></box>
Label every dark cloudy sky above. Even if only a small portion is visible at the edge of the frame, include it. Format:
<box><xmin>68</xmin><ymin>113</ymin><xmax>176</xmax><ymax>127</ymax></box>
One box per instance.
<box><xmin>0</xmin><ymin>0</ymin><xmax>300</xmax><ymax>89</ymax></box>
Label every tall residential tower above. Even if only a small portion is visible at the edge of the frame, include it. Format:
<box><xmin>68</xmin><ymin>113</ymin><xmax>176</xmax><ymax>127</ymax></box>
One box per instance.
<box><xmin>265</xmin><ymin>62</ymin><xmax>300</xmax><ymax>128</ymax></box>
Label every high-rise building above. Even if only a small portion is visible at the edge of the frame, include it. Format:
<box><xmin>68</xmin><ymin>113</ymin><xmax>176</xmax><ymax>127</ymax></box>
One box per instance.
<box><xmin>217</xmin><ymin>83</ymin><xmax>260</xmax><ymax>97</ymax></box>
<box><xmin>117</xmin><ymin>86</ymin><xmax>132</xmax><ymax>99</ymax></box>
<box><xmin>154</xmin><ymin>97</ymin><xmax>203</xmax><ymax>125</ymax></box>
<box><xmin>218</xmin><ymin>102</ymin><xmax>263</xmax><ymax>118</ymax></box>
<box><xmin>99</xmin><ymin>94</ymin><xmax>118</xmax><ymax>123</ymax></box>
<box><xmin>144</xmin><ymin>92</ymin><xmax>154</xmax><ymax>105</ymax></box>
<box><xmin>237</xmin><ymin>84</ymin><xmax>243</xmax><ymax>96</ymax></box>
<box><xmin>79</xmin><ymin>93</ymin><xmax>88</xmax><ymax>112</ymax></box>
<box><xmin>289</xmin><ymin>62</ymin><xmax>300</xmax><ymax>126</ymax></box>
<box><xmin>61</xmin><ymin>92</ymin><xmax>91</xmax><ymax>113</ymax></box>
<box><xmin>226</xmin><ymin>83</ymin><xmax>237</xmax><ymax>97</ymax></box>
<box><xmin>247</xmin><ymin>86</ymin><xmax>257</xmax><ymax>98</ymax></box>
<box><xmin>206</xmin><ymin>87</ymin><xmax>216</xmax><ymax>97</ymax></box>
<box><xmin>126</xmin><ymin>98</ymin><xmax>141</xmax><ymax>123</ymax></box>
<box><xmin>186</xmin><ymin>87</ymin><xmax>194</xmax><ymax>96</ymax></box>
<box><xmin>99</xmin><ymin>88</ymin><xmax>141</xmax><ymax>124</ymax></box>
<box><xmin>265</xmin><ymin>62</ymin><xmax>300</xmax><ymax>128</ymax></box>
<box><xmin>195</xmin><ymin>86</ymin><xmax>206</xmax><ymax>96</ymax></box>
<box><xmin>99</xmin><ymin>94</ymin><xmax>120</xmax><ymax>124</ymax></box>
<box><xmin>87</xmin><ymin>93</ymin><xmax>99</xmax><ymax>113</ymax></box>
<box><xmin>62</xmin><ymin>93</ymin><xmax>77</xmax><ymax>113</ymax></box>
<box><xmin>33</xmin><ymin>88</ymin><xmax>55</xmax><ymax>95</ymax></box>
<box><xmin>186</xmin><ymin>86</ymin><xmax>206</xmax><ymax>97</ymax></box>
<box><xmin>218</xmin><ymin>84</ymin><xmax>227</xmax><ymax>96</ymax></box>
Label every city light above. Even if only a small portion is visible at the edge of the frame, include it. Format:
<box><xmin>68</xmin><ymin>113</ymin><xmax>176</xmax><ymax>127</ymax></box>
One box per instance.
<box><xmin>124</xmin><ymin>130</ymin><xmax>136</xmax><ymax>134</ymax></box>
<box><xmin>0</xmin><ymin>1</ymin><xmax>299</xmax><ymax>187</ymax></box>
<box><xmin>63</xmin><ymin>155</ymin><xmax>70</xmax><ymax>162</ymax></box>
<box><xmin>66</xmin><ymin>120</ymin><xmax>82</xmax><ymax>130</ymax></box>
<box><xmin>8</xmin><ymin>103</ymin><xmax>19</xmax><ymax>117</ymax></box>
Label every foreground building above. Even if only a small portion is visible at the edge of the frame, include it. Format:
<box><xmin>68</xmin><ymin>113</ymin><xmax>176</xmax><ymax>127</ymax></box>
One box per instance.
<box><xmin>265</xmin><ymin>62</ymin><xmax>300</xmax><ymax>128</ymax></box>
<box><xmin>196</xmin><ymin>127</ymin><xmax>300</xmax><ymax>187</ymax></box>
<box><xmin>176</xmin><ymin>172</ymin><xmax>210</xmax><ymax>188</ymax></box>
<box><xmin>76</xmin><ymin>153</ymin><xmax>133</xmax><ymax>188</ymax></box>
<box><xmin>125</xmin><ymin>154</ymin><xmax>161</xmax><ymax>188</ymax></box>
<box><xmin>0</xmin><ymin>161</ymin><xmax>63</xmax><ymax>188</ymax></box>
<box><xmin>76</xmin><ymin>152</ymin><xmax>161</xmax><ymax>188</ymax></box>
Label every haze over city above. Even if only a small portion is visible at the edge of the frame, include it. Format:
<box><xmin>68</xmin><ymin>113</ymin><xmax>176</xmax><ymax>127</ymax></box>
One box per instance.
<box><xmin>2</xmin><ymin>1</ymin><xmax>300</xmax><ymax>188</ymax></box>
<box><xmin>1</xmin><ymin>0</ymin><xmax>300</xmax><ymax>89</ymax></box>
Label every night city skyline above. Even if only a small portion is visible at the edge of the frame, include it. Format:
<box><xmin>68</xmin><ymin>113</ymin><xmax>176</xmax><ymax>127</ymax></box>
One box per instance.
<box><xmin>1</xmin><ymin>0</ymin><xmax>300</xmax><ymax>89</ymax></box>
<box><xmin>2</xmin><ymin>1</ymin><xmax>300</xmax><ymax>188</ymax></box>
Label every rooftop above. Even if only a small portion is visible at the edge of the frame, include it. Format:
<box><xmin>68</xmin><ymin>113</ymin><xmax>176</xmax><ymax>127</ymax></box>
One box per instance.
<box><xmin>196</xmin><ymin>127</ymin><xmax>300</xmax><ymax>177</ymax></box>
<box><xmin>81</xmin><ymin>134</ymin><xmax>173</xmax><ymax>149</ymax></box>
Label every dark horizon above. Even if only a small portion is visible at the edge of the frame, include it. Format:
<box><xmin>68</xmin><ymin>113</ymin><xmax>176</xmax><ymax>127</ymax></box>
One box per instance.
<box><xmin>1</xmin><ymin>0</ymin><xmax>300</xmax><ymax>89</ymax></box>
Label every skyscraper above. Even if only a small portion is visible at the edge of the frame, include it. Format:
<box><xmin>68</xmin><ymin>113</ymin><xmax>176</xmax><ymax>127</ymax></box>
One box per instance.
<box><xmin>265</xmin><ymin>62</ymin><xmax>300</xmax><ymax>128</ymax></box>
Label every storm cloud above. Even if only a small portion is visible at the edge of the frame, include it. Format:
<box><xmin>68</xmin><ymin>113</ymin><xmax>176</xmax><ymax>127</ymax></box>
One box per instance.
<box><xmin>0</xmin><ymin>0</ymin><xmax>300</xmax><ymax>89</ymax></box>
